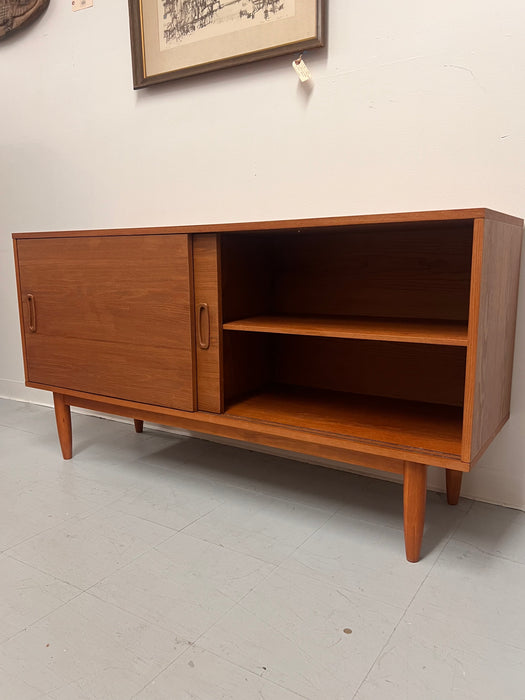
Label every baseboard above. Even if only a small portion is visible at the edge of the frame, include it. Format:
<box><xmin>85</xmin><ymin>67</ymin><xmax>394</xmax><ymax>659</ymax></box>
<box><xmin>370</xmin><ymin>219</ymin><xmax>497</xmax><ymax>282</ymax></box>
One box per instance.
<box><xmin>0</xmin><ymin>379</ymin><xmax>54</xmax><ymax>405</ymax></box>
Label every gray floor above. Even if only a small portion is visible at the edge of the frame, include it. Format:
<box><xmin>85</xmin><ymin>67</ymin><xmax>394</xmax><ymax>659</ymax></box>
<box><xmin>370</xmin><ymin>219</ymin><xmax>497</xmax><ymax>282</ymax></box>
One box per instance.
<box><xmin>0</xmin><ymin>398</ymin><xmax>524</xmax><ymax>699</ymax></box>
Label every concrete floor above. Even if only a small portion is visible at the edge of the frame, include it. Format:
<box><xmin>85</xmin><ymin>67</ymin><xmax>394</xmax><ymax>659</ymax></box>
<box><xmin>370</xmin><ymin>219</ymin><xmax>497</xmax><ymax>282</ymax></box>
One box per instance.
<box><xmin>0</xmin><ymin>397</ymin><xmax>524</xmax><ymax>699</ymax></box>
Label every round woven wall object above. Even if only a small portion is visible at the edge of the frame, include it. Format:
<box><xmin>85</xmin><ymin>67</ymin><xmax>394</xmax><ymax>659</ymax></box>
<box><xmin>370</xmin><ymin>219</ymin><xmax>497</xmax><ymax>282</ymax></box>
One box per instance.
<box><xmin>0</xmin><ymin>0</ymin><xmax>50</xmax><ymax>41</ymax></box>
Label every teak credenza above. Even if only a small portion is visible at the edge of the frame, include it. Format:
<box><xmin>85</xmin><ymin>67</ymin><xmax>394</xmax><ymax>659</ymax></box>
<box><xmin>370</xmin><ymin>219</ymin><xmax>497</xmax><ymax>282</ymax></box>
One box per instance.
<box><xmin>13</xmin><ymin>209</ymin><xmax>523</xmax><ymax>562</ymax></box>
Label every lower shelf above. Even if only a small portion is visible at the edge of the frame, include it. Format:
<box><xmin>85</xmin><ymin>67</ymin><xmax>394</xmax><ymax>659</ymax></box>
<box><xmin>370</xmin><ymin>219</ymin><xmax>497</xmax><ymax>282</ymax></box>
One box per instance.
<box><xmin>225</xmin><ymin>385</ymin><xmax>463</xmax><ymax>458</ymax></box>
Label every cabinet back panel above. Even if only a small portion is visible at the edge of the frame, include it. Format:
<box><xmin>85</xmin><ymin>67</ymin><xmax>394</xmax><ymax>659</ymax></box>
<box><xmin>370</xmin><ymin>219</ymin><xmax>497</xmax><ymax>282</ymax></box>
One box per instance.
<box><xmin>273</xmin><ymin>226</ymin><xmax>473</xmax><ymax>320</ymax></box>
<box><xmin>16</xmin><ymin>235</ymin><xmax>195</xmax><ymax>410</ymax></box>
<box><xmin>223</xmin><ymin>331</ymin><xmax>273</xmax><ymax>405</ymax></box>
<box><xmin>221</xmin><ymin>234</ymin><xmax>274</xmax><ymax>323</ymax></box>
<box><xmin>272</xmin><ymin>335</ymin><xmax>465</xmax><ymax>407</ymax></box>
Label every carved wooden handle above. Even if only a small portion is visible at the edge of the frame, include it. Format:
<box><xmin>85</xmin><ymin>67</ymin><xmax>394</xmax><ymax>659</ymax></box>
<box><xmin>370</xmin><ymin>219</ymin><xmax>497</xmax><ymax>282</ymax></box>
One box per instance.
<box><xmin>27</xmin><ymin>294</ymin><xmax>36</xmax><ymax>332</ymax></box>
<box><xmin>198</xmin><ymin>303</ymin><xmax>210</xmax><ymax>350</ymax></box>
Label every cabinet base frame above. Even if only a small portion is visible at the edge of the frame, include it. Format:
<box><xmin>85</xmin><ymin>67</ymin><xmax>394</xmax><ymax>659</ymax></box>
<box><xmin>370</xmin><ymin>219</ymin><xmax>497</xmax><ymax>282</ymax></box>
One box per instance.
<box><xmin>39</xmin><ymin>382</ymin><xmax>470</xmax><ymax>470</ymax></box>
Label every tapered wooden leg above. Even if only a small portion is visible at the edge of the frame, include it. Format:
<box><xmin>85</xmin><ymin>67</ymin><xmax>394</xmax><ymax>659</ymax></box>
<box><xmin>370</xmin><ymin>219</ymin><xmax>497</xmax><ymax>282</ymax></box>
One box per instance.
<box><xmin>53</xmin><ymin>393</ymin><xmax>72</xmax><ymax>460</ymax></box>
<box><xmin>446</xmin><ymin>469</ymin><xmax>463</xmax><ymax>505</ymax></box>
<box><xmin>134</xmin><ymin>419</ymin><xmax>144</xmax><ymax>433</ymax></box>
<box><xmin>403</xmin><ymin>461</ymin><xmax>427</xmax><ymax>563</ymax></box>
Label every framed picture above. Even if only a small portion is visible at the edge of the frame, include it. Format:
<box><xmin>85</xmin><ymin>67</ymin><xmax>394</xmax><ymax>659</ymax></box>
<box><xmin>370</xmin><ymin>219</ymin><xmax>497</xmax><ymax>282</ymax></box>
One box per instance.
<box><xmin>128</xmin><ymin>0</ymin><xmax>325</xmax><ymax>88</ymax></box>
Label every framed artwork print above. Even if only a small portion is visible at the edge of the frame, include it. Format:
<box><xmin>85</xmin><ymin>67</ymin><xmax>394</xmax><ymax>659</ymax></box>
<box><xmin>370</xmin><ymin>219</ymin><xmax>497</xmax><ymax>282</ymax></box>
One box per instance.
<box><xmin>128</xmin><ymin>0</ymin><xmax>325</xmax><ymax>88</ymax></box>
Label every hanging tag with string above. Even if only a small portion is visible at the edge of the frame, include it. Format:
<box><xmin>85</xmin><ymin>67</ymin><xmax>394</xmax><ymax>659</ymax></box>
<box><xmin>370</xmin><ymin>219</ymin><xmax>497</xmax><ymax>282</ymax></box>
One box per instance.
<box><xmin>292</xmin><ymin>53</ymin><xmax>312</xmax><ymax>82</ymax></box>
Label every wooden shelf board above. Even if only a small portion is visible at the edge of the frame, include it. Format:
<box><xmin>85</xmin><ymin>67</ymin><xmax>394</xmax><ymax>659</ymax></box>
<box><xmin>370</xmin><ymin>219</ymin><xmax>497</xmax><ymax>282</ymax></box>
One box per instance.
<box><xmin>223</xmin><ymin>315</ymin><xmax>468</xmax><ymax>346</ymax></box>
<box><xmin>225</xmin><ymin>385</ymin><xmax>463</xmax><ymax>458</ymax></box>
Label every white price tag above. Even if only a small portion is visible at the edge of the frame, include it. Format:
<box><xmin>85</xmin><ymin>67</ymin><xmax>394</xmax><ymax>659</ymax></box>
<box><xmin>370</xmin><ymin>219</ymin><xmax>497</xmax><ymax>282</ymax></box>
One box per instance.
<box><xmin>72</xmin><ymin>0</ymin><xmax>93</xmax><ymax>11</ymax></box>
<box><xmin>292</xmin><ymin>57</ymin><xmax>312</xmax><ymax>83</ymax></box>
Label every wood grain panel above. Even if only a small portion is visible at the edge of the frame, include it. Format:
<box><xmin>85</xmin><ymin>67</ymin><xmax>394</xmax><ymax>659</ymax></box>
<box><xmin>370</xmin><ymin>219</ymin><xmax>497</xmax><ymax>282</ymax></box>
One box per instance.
<box><xmin>272</xmin><ymin>226</ymin><xmax>473</xmax><ymax>320</ymax></box>
<box><xmin>273</xmin><ymin>336</ymin><xmax>467</xmax><ymax>407</ymax></box>
<box><xmin>221</xmin><ymin>233</ymin><xmax>274</xmax><ymax>322</ymax></box>
<box><xmin>463</xmin><ymin>218</ymin><xmax>523</xmax><ymax>461</ymax></box>
<box><xmin>24</xmin><ymin>334</ymin><xmax>194</xmax><ymax>408</ymax></box>
<box><xmin>223</xmin><ymin>331</ymin><xmax>273</xmax><ymax>405</ymax></box>
<box><xmin>193</xmin><ymin>234</ymin><xmax>222</xmax><ymax>412</ymax></box>
<box><xmin>16</xmin><ymin>235</ymin><xmax>195</xmax><ymax>410</ymax></box>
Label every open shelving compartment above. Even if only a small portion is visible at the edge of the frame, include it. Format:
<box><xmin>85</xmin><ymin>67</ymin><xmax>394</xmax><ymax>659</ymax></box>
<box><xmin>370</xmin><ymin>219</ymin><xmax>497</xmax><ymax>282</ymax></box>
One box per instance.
<box><xmin>220</xmin><ymin>219</ymin><xmax>474</xmax><ymax>460</ymax></box>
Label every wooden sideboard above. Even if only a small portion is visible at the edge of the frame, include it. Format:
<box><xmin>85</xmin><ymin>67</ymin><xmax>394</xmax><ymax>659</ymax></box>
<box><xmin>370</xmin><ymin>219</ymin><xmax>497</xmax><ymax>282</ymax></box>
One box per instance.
<box><xmin>13</xmin><ymin>209</ymin><xmax>523</xmax><ymax>561</ymax></box>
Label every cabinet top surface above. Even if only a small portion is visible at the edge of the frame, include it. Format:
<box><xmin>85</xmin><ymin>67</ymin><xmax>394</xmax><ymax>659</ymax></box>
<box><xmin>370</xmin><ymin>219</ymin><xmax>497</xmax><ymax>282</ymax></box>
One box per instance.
<box><xmin>12</xmin><ymin>208</ymin><xmax>523</xmax><ymax>239</ymax></box>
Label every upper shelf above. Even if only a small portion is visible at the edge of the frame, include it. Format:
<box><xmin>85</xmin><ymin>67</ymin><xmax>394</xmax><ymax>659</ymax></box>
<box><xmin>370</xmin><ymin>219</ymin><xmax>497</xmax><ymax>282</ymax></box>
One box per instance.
<box><xmin>223</xmin><ymin>314</ymin><xmax>469</xmax><ymax>346</ymax></box>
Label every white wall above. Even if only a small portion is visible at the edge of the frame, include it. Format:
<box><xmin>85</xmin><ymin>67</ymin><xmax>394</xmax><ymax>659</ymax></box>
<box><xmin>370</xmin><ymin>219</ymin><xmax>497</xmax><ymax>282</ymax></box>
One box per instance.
<box><xmin>1</xmin><ymin>1</ymin><xmax>524</xmax><ymax>507</ymax></box>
